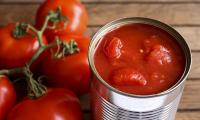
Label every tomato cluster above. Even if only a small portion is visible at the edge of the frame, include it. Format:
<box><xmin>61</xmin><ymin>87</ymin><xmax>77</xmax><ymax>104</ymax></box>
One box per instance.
<box><xmin>0</xmin><ymin>0</ymin><xmax>90</xmax><ymax>119</ymax></box>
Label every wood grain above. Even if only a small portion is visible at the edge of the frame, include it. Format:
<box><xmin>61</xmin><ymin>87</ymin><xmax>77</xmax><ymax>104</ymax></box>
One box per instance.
<box><xmin>174</xmin><ymin>27</ymin><xmax>200</xmax><ymax>51</ymax></box>
<box><xmin>190</xmin><ymin>53</ymin><xmax>200</xmax><ymax>79</ymax></box>
<box><xmin>176</xmin><ymin>111</ymin><xmax>200</xmax><ymax>120</ymax></box>
<box><xmin>87</xmin><ymin>4</ymin><xmax>200</xmax><ymax>26</ymax></box>
<box><xmin>158</xmin><ymin>48</ymin><xmax>197</xmax><ymax>78</ymax></box>
<box><xmin>85</xmin><ymin>0</ymin><xmax>200</xmax><ymax>2</ymax></box>
<box><xmin>80</xmin><ymin>80</ymin><xmax>200</xmax><ymax>110</ymax></box>
<box><xmin>1</xmin><ymin>0</ymin><xmax>200</xmax><ymax>3</ymax></box>
<box><xmin>83</xmin><ymin>111</ymin><xmax>200</xmax><ymax>120</ymax></box>
<box><xmin>0</xmin><ymin>4</ymin><xmax>200</xmax><ymax>26</ymax></box>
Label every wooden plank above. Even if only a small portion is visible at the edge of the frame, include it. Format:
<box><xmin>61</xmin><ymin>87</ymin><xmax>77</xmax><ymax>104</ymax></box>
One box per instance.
<box><xmin>0</xmin><ymin>5</ymin><xmax>37</xmax><ymax>25</ymax></box>
<box><xmin>83</xmin><ymin>111</ymin><xmax>200</xmax><ymax>120</ymax></box>
<box><xmin>80</xmin><ymin>80</ymin><xmax>200</xmax><ymax>110</ymax></box>
<box><xmin>176</xmin><ymin>111</ymin><xmax>200</xmax><ymax>120</ymax></box>
<box><xmin>174</xmin><ymin>27</ymin><xmax>200</xmax><ymax>51</ymax></box>
<box><xmin>85</xmin><ymin>0</ymin><xmax>200</xmax><ymax>2</ymax></box>
<box><xmin>84</xmin><ymin>111</ymin><xmax>200</xmax><ymax>120</ymax></box>
<box><xmin>189</xmin><ymin>53</ymin><xmax>200</xmax><ymax>79</ymax></box>
<box><xmin>180</xmin><ymin>80</ymin><xmax>200</xmax><ymax>109</ymax></box>
<box><xmin>1</xmin><ymin>0</ymin><xmax>200</xmax><ymax>3</ymax></box>
<box><xmin>87</xmin><ymin>4</ymin><xmax>200</xmax><ymax>26</ymax></box>
<box><xmin>0</xmin><ymin>4</ymin><xmax>200</xmax><ymax>26</ymax></box>
<box><xmin>182</xmin><ymin>80</ymin><xmax>199</xmax><ymax>109</ymax></box>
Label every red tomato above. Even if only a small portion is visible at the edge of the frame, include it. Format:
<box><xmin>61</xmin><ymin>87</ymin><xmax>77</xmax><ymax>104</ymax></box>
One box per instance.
<box><xmin>111</xmin><ymin>68</ymin><xmax>147</xmax><ymax>86</ymax></box>
<box><xmin>146</xmin><ymin>45</ymin><xmax>172</xmax><ymax>65</ymax></box>
<box><xmin>41</xmin><ymin>35</ymin><xmax>91</xmax><ymax>95</ymax></box>
<box><xmin>7</xmin><ymin>88</ymin><xmax>83</xmax><ymax>120</ymax></box>
<box><xmin>0</xmin><ymin>23</ymin><xmax>47</xmax><ymax>70</ymax></box>
<box><xmin>104</xmin><ymin>37</ymin><xmax>123</xmax><ymax>59</ymax></box>
<box><xmin>0</xmin><ymin>75</ymin><xmax>16</xmax><ymax>120</ymax></box>
<box><xmin>36</xmin><ymin>0</ymin><xmax>88</xmax><ymax>42</ymax></box>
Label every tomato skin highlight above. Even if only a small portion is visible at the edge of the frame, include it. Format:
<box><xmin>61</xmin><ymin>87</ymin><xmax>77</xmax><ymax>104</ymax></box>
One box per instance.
<box><xmin>0</xmin><ymin>23</ymin><xmax>47</xmax><ymax>70</ymax></box>
<box><xmin>7</xmin><ymin>88</ymin><xmax>83</xmax><ymax>120</ymax></box>
<box><xmin>0</xmin><ymin>75</ymin><xmax>16</xmax><ymax>120</ymax></box>
<box><xmin>36</xmin><ymin>0</ymin><xmax>88</xmax><ymax>42</ymax></box>
<box><xmin>41</xmin><ymin>35</ymin><xmax>91</xmax><ymax>96</ymax></box>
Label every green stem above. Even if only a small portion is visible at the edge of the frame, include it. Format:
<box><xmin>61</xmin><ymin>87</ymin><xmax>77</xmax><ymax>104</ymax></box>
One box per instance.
<box><xmin>37</xmin><ymin>15</ymin><xmax>52</xmax><ymax>47</ymax></box>
<box><xmin>27</xmin><ymin>25</ymin><xmax>45</xmax><ymax>47</ymax></box>
<box><xmin>40</xmin><ymin>15</ymin><xmax>51</xmax><ymax>33</ymax></box>
<box><xmin>26</xmin><ymin>14</ymin><xmax>57</xmax><ymax>64</ymax></box>
<box><xmin>0</xmin><ymin>66</ymin><xmax>47</xmax><ymax>99</ymax></box>
<box><xmin>27</xmin><ymin>42</ymin><xmax>60</xmax><ymax>66</ymax></box>
<box><xmin>0</xmin><ymin>7</ymin><xmax>67</xmax><ymax>99</ymax></box>
<box><xmin>27</xmin><ymin>24</ymin><xmax>38</xmax><ymax>34</ymax></box>
<box><xmin>37</xmin><ymin>32</ymin><xmax>45</xmax><ymax>47</ymax></box>
<box><xmin>0</xmin><ymin>8</ymin><xmax>63</xmax><ymax>75</ymax></box>
<box><xmin>45</xmin><ymin>42</ymin><xmax>58</xmax><ymax>49</ymax></box>
<box><xmin>0</xmin><ymin>67</ymin><xmax>24</xmax><ymax>76</ymax></box>
<box><xmin>27</xmin><ymin>47</ymin><xmax>46</xmax><ymax>66</ymax></box>
<box><xmin>23</xmin><ymin>66</ymin><xmax>46</xmax><ymax>99</ymax></box>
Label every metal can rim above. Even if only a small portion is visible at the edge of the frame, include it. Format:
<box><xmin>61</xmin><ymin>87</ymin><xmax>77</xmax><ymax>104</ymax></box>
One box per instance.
<box><xmin>88</xmin><ymin>17</ymin><xmax>192</xmax><ymax>98</ymax></box>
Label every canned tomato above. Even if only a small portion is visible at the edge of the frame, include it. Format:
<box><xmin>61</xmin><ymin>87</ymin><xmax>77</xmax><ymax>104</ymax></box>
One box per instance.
<box><xmin>88</xmin><ymin>17</ymin><xmax>192</xmax><ymax>120</ymax></box>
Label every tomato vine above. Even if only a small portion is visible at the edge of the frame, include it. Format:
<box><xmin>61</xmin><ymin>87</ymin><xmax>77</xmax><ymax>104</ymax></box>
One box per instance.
<box><xmin>0</xmin><ymin>7</ymin><xmax>79</xmax><ymax>99</ymax></box>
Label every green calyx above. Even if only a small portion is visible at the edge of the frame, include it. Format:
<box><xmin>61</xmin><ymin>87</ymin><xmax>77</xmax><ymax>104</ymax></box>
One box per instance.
<box><xmin>12</xmin><ymin>23</ymin><xmax>28</xmax><ymax>38</ymax></box>
<box><xmin>0</xmin><ymin>6</ymin><xmax>71</xmax><ymax>99</ymax></box>
<box><xmin>23</xmin><ymin>65</ymin><xmax>47</xmax><ymax>99</ymax></box>
<box><xmin>53</xmin><ymin>37</ymin><xmax>80</xmax><ymax>59</ymax></box>
<box><xmin>63</xmin><ymin>40</ymin><xmax>80</xmax><ymax>55</ymax></box>
<box><xmin>48</xmin><ymin>7</ymin><xmax>68</xmax><ymax>30</ymax></box>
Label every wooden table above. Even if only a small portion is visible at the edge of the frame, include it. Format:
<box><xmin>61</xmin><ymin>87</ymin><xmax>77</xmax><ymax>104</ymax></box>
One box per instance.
<box><xmin>0</xmin><ymin>0</ymin><xmax>200</xmax><ymax>119</ymax></box>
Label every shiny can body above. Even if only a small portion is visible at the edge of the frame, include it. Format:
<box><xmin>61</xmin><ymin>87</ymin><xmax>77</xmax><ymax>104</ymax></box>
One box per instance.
<box><xmin>88</xmin><ymin>17</ymin><xmax>192</xmax><ymax>120</ymax></box>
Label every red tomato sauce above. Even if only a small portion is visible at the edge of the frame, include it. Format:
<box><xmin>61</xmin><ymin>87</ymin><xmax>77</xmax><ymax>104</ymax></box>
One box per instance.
<box><xmin>94</xmin><ymin>24</ymin><xmax>185</xmax><ymax>95</ymax></box>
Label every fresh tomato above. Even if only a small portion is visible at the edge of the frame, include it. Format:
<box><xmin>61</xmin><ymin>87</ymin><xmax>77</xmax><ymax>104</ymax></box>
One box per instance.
<box><xmin>7</xmin><ymin>88</ymin><xmax>83</xmax><ymax>120</ymax></box>
<box><xmin>0</xmin><ymin>23</ymin><xmax>47</xmax><ymax>70</ymax></box>
<box><xmin>36</xmin><ymin>0</ymin><xmax>88</xmax><ymax>42</ymax></box>
<box><xmin>41</xmin><ymin>35</ymin><xmax>91</xmax><ymax>95</ymax></box>
<box><xmin>0</xmin><ymin>75</ymin><xmax>16</xmax><ymax>120</ymax></box>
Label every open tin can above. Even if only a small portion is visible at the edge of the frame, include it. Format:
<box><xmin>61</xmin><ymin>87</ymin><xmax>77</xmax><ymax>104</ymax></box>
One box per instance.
<box><xmin>88</xmin><ymin>17</ymin><xmax>192</xmax><ymax>120</ymax></box>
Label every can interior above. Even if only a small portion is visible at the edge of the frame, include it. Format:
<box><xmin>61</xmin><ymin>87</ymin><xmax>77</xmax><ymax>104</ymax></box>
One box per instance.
<box><xmin>88</xmin><ymin>17</ymin><xmax>192</xmax><ymax>98</ymax></box>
